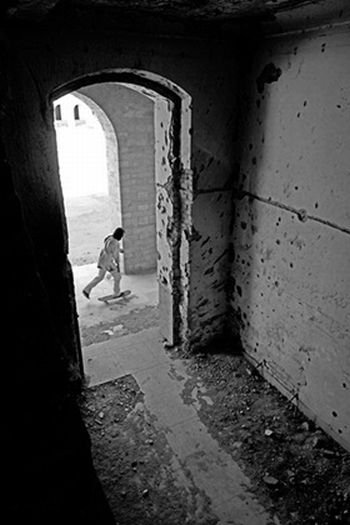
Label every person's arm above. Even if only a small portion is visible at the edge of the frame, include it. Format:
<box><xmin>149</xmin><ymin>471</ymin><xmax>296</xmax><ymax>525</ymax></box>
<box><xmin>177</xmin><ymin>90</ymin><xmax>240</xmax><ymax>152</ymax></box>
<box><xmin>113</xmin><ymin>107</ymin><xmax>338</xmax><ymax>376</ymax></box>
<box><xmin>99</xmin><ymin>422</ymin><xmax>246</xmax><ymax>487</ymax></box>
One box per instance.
<box><xmin>111</xmin><ymin>241</ymin><xmax>121</xmax><ymax>263</ymax></box>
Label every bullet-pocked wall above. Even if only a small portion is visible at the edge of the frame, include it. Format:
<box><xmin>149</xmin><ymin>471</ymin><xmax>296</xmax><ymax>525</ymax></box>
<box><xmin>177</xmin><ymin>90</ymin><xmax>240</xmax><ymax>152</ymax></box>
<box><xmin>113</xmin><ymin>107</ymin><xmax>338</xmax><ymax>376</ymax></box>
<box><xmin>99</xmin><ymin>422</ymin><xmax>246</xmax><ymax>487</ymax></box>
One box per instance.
<box><xmin>230</xmin><ymin>25</ymin><xmax>350</xmax><ymax>450</ymax></box>
<box><xmin>79</xmin><ymin>83</ymin><xmax>157</xmax><ymax>274</ymax></box>
<box><xmin>2</xmin><ymin>25</ymin><xmax>243</xmax><ymax>358</ymax></box>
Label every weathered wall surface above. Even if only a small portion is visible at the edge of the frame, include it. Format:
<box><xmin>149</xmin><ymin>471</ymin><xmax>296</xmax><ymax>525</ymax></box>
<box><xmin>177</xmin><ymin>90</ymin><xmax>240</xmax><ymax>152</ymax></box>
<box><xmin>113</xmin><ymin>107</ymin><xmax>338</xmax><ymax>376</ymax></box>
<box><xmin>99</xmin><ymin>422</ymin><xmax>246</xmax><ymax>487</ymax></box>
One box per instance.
<box><xmin>3</xmin><ymin>26</ymin><xmax>242</xmax><ymax>349</ymax></box>
<box><xmin>80</xmin><ymin>84</ymin><xmax>157</xmax><ymax>274</ymax></box>
<box><xmin>230</xmin><ymin>26</ymin><xmax>350</xmax><ymax>450</ymax></box>
<box><xmin>154</xmin><ymin>95</ymin><xmax>176</xmax><ymax>343</ymax></box>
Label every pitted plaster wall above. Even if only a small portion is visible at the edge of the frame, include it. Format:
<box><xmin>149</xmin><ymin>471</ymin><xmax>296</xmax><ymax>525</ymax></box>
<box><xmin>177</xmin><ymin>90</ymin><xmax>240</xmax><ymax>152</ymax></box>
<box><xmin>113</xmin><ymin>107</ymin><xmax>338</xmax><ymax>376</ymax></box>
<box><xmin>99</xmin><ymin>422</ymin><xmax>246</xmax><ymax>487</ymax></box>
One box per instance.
<box><xmin>79</xmin><ymin>84</ymin><xmax>156</xmax><ymax>274</ymax></box>
<box><xmin>230</xmin><ymin>26</ymin><xmax>350</xmax><ymax>450</ymax></box>
<box><xmin>155</xmin><ymin>95</ymin><xmax>176</xmax><ymax>342</ymax></box>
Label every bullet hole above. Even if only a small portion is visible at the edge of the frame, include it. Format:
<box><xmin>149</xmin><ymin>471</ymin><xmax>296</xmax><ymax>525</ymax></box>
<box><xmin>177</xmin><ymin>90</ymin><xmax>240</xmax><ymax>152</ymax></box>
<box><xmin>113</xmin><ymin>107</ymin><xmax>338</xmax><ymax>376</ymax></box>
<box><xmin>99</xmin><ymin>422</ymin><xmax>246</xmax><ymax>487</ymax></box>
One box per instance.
<box><xmin>342</xmin><ymin>383</ymin><xmax>347</xmax><ymax>388</ymax></box>
<box><xmin>237</xmin><ymin>285</ymin><xmax>242</xmax><ymax>297</ymax></box>
<box><xmin>297</xmin><ymin>112</ymin><xmax>301</xmax><ymax>118</ymax></box>
<box><xmin>256</xmin><ymin>63</ymin><xmax>282</xmax><ymax>93</ymax></box>
<box><xmin>336</xmin><ymin>104</ymin><xmax>342</xmax><ymax>109</ymax></box>
<box><xmin>295</xmin><ymin>186</ymin><xmax>299</xmax><ymax>190</ymax></box>
<box><xmin>303</xmin><ymin>100</ymin><xmax>307</xmax><ymax>107</ymax></box>
<box><xmin>261</xmin><ymin>258</ymin><xmax>265</xmax><ymax>263</ymax></box>
<box><xmin>275</xmin><ymin>281</ymin><xmax>279</xmax><ymax>287</ymax></box>
<box><xmin>243</xmin><ymin>312</ymin><xmax>247</xmax><ymax>319</ymax></box>
<box><xmin>290</xmin><ymin>262</ymin><xmax>294</xmax><ymax>269</ymax></box>
<box><xmin>241</xmin><ymin>259</ymin><xmax>246</xmax><ymax>265</ymax></box>
<box><xmin>321</xmin><ymin>43</ymin><xmax>326</xmax><ymax>53</ymax></box>
<box><xmin>260</xmin><ymin>292</ymin><xmax>264</xmax><ymax>297</ymax></box>
<box><xmin>252</xmin><ymin>157</ymin><xmax>257</xmax><ymax>165</ymax></box>
<box><xmin>248</xmin><ymin>143</ymin><xmax>253</xmax><ymax>151</ymax></box>
<box><xmin>297</xmin><ymin>209</ymin><xmax>307</xmax><ymax>222</ymax></box>
<box><xmin>314</xmin><ymin>202</ymin><xmax>319</xmax><ymax>209</ymax></box>
<box><xmin>293</xmin><ymin>47</ymin><xmax>298</xmax><ymax>55</ymax></box>
<box><xmin>276</xmin><ymin>239</ymin><xmax>280</xmax><ymax>245</ymax></box>
<box><xmin>338</xmin><ymin>429</ymin><xmax>343</xmax><ymax>434</ymax></box>
<box><xmin>261</xmin><ymin>136</ymin><xmax>265</xmax><ymax>144</ymax></box>
<box><xmin>241</xmin><ymin>221</ymin><xmax>247</xmax><ymax>230</ymax></box>
<box><xmin>332</xmin><ymin>411</ymin><xmax>338</xmax><ymax>417</ymax></box>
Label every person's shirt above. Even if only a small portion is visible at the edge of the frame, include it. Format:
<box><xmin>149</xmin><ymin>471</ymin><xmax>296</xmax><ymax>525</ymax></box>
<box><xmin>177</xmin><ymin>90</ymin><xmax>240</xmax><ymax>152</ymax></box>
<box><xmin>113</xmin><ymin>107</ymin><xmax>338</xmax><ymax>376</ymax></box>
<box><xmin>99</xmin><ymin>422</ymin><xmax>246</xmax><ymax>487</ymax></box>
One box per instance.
<box><xmin>97</xmin><ymin>235</ymin><xmax>120</xmax><ymax>271</ymax></box>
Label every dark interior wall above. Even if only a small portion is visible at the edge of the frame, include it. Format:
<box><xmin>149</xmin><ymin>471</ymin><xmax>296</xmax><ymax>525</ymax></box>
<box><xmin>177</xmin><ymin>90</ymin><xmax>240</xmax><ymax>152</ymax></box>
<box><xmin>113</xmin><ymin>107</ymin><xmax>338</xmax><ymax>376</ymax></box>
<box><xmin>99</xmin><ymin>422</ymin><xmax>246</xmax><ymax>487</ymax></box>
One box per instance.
<box><xmin>0</xmin><ymin>115</ymin><xmax>114</xmax><ymax>522</ymax></box>
<box><xmin>2</xmin><ymin>23</ymin><xmax>246</xmax><ymax>351</ymax></box>
<box><xmin>229</xmin><ymin>25</ymin><xmax>350</xmax><ymax>451</ymax></box>
<box><xmin>0</xmin><ymin>39</ymin><xmax>83</xmax><ymax>375</ymax></box>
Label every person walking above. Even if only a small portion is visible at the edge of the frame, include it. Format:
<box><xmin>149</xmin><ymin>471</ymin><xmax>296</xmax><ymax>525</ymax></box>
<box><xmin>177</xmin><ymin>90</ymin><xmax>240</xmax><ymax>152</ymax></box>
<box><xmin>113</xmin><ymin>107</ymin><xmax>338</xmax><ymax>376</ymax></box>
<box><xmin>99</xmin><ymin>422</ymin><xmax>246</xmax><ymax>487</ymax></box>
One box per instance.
<box><xmin>83</xmin><ymin>227</ymin><xmax>124</xmax><ymax>299</ymax></box>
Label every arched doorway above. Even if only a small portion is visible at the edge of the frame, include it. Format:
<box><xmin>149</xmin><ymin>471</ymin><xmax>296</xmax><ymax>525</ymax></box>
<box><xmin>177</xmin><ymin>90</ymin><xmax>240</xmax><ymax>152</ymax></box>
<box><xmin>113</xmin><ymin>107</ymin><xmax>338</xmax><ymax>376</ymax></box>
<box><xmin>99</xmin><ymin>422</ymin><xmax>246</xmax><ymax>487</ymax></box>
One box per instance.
<box><xmin>51</xmin><ymin>70</ymin><xmax>192</xmax><ymax>374</ymax></box>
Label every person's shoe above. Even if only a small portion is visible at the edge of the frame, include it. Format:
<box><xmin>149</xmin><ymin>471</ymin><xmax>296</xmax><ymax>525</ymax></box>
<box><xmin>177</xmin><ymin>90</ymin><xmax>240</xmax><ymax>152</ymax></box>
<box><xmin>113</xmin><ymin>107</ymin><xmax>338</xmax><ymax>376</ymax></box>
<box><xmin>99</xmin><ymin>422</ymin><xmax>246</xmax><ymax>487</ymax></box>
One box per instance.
<box><xmin>83</xmin><ymin>290</ymin><xmax>90</xmax><ymax>299</ymax></box>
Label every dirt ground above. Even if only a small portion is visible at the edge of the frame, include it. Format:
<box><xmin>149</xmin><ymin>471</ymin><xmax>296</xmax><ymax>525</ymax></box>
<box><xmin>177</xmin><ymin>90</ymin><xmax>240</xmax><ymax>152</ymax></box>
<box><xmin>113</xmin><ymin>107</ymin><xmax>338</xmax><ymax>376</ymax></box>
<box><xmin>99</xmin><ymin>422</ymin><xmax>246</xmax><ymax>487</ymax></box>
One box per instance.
<box><xmin>81</xmin><ymin>344</ymin><xmax>350</xmax><ymax>525</ymax></box>
<box><xmin>80</xmin><ymin>305</ymin><xmax>159</xmax><ymax>346</ymax></box>
<box><xmin>81</xmin><ymin>376</ymin><xmax>217</xmax><ymax>525</ymax></box>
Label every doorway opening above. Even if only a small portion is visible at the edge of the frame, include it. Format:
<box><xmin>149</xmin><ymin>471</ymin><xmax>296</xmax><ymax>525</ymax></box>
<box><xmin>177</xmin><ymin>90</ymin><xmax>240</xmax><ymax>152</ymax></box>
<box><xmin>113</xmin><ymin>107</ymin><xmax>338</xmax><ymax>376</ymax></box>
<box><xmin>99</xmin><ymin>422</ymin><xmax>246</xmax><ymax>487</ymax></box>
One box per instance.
<box><xmin>52</xmin><ymin>71</ymin><xmax>192</xmax><ymax>379</ymax></box>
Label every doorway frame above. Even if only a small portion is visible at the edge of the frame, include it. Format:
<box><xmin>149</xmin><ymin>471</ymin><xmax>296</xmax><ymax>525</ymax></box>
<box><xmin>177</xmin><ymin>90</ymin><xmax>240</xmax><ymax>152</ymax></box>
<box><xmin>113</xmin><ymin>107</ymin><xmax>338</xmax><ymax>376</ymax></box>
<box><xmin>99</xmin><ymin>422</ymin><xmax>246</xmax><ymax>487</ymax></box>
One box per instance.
<box><xmin>51</xmin><ymin>69</ymin><xmax>192</xmax><ymax>363</ymax></box>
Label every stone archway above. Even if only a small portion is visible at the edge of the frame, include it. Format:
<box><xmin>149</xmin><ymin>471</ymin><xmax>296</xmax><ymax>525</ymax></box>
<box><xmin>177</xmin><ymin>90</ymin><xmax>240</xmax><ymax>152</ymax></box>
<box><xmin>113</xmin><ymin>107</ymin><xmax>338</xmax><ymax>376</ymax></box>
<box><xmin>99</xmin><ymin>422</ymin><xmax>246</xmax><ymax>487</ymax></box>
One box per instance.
<box><xmin>51</xmin><ymin>69</ymin><xmax>192</xmax><ymax>351</ymax></box>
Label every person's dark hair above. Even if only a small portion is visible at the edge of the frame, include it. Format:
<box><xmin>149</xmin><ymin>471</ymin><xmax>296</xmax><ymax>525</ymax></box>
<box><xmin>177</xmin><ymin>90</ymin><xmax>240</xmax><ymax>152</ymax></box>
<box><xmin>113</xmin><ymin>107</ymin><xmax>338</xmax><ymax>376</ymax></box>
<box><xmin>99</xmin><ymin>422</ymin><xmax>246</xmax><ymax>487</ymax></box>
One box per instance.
<box><xmin>113</xmin><ymin>227</ymin><xmax>124</xmax><ymax>240</ymax></box>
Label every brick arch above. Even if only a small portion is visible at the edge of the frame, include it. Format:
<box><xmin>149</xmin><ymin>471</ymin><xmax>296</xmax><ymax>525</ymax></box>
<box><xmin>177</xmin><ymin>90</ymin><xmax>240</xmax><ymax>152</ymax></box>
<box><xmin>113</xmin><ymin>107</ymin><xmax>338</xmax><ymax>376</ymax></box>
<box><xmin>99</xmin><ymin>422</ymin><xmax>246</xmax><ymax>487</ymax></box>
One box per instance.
<box><xmin>51</xmin><ymin>70</ymin><xmax>192</xmax><ymax>348</ymax></box>
<box><xmin>76</xmin><ymin>84</ymin><xmax>156</xmax><ymax>275</ymax></box>
<box><xmin>72</xmin><ymin>91</ymin><xmax>122</xmax><ymax>241</ymax></box>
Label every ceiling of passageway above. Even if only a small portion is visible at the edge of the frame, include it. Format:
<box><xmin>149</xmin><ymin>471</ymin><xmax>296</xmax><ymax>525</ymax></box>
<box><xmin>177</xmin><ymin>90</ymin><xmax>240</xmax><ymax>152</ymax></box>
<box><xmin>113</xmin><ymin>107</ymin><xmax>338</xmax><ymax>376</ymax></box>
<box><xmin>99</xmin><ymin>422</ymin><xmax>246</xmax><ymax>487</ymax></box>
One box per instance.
<box><xmin>5</xmin><ymin>0</ymin><xmax>349</xmax><ymax>24</ymax></box>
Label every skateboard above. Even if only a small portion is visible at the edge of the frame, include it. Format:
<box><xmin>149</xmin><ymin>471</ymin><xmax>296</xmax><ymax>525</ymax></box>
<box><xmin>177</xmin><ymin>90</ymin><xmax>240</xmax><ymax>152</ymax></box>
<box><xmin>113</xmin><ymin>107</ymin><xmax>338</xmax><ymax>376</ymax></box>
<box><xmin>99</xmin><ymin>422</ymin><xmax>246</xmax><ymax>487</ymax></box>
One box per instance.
<box><xmin>98</xmin><ymin>289</ymin><xmax>131</xmax><ymax>304</ymax></box>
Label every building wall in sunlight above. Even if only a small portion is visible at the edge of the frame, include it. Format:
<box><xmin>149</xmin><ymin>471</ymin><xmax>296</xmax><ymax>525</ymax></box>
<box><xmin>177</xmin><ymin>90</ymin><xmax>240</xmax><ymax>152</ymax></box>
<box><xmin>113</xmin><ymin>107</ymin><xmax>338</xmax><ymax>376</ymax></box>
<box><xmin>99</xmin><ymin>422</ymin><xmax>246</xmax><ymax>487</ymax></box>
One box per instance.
<box><xmin>54</xmin><ymin>94</ymin><xmax>108</xmax><ymax>198</ymax></box>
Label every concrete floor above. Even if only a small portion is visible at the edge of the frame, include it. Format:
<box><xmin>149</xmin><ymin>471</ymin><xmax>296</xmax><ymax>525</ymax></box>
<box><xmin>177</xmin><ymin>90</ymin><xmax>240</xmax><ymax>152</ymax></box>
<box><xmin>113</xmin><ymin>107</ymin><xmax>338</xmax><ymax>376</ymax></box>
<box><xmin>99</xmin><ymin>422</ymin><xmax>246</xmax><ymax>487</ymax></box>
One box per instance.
<box><xmin>73</xmin><ymin>263</ymin><xmax>158</xmax><ymax>329</ymax></box>
<box><xmin>74</xmin><ymin>264</ymin><xmax>272</xmax><ymax>524</ymax></box>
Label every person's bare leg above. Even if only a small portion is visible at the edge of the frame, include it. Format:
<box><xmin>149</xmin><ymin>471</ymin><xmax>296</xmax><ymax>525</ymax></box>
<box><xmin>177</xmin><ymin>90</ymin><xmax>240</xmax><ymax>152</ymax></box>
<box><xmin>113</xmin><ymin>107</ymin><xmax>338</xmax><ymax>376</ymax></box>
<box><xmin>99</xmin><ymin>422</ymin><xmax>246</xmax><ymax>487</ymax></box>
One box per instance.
<box><xmin>83</xmin><ymin>268</ymin><xmax>106</xmax><ymax>298</ymax></box>
<box><xmin>110</xmin><ymin>269</ymin><xmax>121</xmax><ymax>296</ymax></box>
